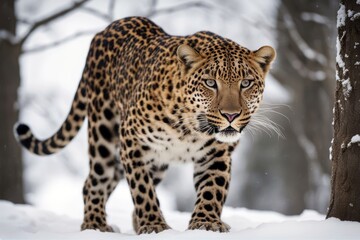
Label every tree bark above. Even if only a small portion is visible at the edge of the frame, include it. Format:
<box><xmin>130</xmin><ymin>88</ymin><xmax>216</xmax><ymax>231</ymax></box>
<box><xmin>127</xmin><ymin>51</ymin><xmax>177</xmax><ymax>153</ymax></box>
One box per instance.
<box><xmin>327</xmin><ymin>0</ymin><xmax>360</xmax><ymax>221</ymax></box>
<box><xmin>0</xmin><ymin>0</ymin><xmax>24</xmax><ymax>203</ymax></box>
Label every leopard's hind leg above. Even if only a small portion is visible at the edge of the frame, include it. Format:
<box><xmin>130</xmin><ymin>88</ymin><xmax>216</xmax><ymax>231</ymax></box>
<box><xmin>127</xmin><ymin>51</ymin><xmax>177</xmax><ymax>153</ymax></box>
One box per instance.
<box><xmin>81</xmin><ymin>92</ymin><xmax>123</xmax><ymax>232</ymax></box>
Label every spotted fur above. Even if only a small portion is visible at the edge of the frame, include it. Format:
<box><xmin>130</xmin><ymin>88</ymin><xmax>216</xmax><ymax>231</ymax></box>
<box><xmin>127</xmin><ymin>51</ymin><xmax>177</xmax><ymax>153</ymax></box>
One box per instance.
<box><xmin>15</xmin><ymin>17</ymin><xmax>275</xmax><ymax>234</ymax></box>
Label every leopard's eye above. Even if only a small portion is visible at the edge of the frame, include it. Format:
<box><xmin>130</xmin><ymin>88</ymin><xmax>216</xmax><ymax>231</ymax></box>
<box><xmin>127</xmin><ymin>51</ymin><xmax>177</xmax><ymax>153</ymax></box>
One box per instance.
<box><xmin>204</xmin><ymin>79</ymin><xmax>217</xmax><ymax>88</ymax></box>
<box><xmin>241</xmin><ymin>79</ymin><xmax>252</xmax><ymax>89</ymax></box>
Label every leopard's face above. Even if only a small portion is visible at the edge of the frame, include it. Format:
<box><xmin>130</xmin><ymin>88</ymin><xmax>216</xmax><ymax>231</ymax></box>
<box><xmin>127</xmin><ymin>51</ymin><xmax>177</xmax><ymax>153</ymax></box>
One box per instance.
<box><xmin>177</xmin><ymin>44</ymin><xmax>275</xmax><ymax>143</ymax></box>
<box><xmin>194</xmin><ymin>66</ymin><xmax>265</xmax><ymax>143</ymax></box>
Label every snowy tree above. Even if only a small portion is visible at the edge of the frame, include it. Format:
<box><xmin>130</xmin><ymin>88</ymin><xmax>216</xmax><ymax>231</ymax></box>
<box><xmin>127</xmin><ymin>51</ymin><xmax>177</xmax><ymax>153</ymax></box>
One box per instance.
<box><xmin>327</xmin><ymin>0</ymin><xmax>360</xmax><ymax>221</ymax></box>
<box><xmin>0</xmin><ymin>0</ymin><xmax>90</xmax><ymax>203</ymax></box>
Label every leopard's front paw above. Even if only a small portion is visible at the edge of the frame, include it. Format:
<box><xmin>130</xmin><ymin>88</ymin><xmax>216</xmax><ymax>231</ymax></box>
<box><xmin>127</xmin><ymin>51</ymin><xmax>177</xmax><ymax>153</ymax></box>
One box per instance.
<box><xmin>188</xmin><ymin>218</ymin><xmax>230</xmax><ymax>232</ymax></box>
<box><xmin>137</xmin><ymin>223</ymin><xmax>171</xmax><ymax>234</ymax></box>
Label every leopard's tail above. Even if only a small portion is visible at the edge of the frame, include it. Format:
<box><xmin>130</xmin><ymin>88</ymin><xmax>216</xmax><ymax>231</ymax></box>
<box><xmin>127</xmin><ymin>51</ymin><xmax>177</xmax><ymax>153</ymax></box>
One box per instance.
<box><xmin>14</xmin><ymin>79</ymin><xmax>87</xmax><ymax>156</ymax></box>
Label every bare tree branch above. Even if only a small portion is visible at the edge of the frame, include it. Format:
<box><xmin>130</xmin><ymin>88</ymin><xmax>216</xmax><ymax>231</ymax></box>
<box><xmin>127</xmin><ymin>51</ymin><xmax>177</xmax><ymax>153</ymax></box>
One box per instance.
<box><xmin>17</xmin><ymin>18</ymin><xmax>32</xmax><ymax>25</ymax></box>
<box><xmin>300</xmin><ymin>12</ymin><xmax>332</xmax><ymax>26</ymax></box>
<box><xmin>80</xmin><ymin>6</ymin><xmax>112</xmax><ymax>22</ymax></box>
<box><xmin>22</xmin><ymin>30</ymin><xmax>97</xmax><ymax>54</ymax></box>
<box><xmin>147</xmin><ymin>0</ymin><xmax>158</xmax><ymax>17</ymax></box>
<box><xmin>281</xmin><ymin>5</ymin><xmax>327</xmax><ymax>66</ymax></box>
<box><xmin>108</xmin><ymin>0</ymin><xmax>116</xmax><ymax>21</ymax></box>
<box><xmin>145</xmin><ymin>1</ymin><xmax>213</xmax><ymax>18</ymax></box>
<box><xmin>20</xmin><ymin>0</ymin><xmax>213</xmax><ymax>54</ymax></box>
<box><xmin>19</xmin><ymin>0</ymin><xmax>90</xmax><ymax>47</ymax></box>
<box><xmin>18</xmin><ymin>0</ymin><xmax>213</xmax><ymax>54</ymax></box>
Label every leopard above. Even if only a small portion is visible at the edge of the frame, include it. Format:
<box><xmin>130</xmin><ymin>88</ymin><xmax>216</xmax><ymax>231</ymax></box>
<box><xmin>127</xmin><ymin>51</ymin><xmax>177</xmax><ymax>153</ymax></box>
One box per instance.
<box><xmin>15</xmin><ymin>16</ymin><xmax>275</xmax><ymax>234</ymax></box>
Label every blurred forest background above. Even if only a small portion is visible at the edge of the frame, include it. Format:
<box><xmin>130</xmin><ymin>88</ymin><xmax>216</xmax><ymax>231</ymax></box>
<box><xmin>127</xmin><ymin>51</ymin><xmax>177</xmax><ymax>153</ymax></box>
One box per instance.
<box><xmin>0</xmin><ymin>0</ymin><xmax>338</xmax><ymax>216</ymax></box>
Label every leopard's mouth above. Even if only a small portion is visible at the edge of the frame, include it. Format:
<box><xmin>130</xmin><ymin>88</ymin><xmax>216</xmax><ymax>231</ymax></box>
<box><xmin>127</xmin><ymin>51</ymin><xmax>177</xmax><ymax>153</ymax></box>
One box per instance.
<box><xmin>215</xmin><ymin>126</ymin><xmax>241</xmax><ymax>143</ymax></box>
<box><xmin>220</xmin><ymin>126</ymin><xmax>238</xmax><ymax>135</ymax></box>
<box><xmin>196</xmin><ymin>113</ymin><xmax>245</xmax><ymax>143</ymax></box>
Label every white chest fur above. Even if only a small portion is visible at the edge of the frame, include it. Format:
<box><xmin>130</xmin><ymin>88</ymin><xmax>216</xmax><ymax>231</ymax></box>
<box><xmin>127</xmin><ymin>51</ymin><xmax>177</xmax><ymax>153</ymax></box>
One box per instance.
<box><xmin>141</xmin><ymin>131</ymin><xmax>208</xmax><ymax>165</ymax></box>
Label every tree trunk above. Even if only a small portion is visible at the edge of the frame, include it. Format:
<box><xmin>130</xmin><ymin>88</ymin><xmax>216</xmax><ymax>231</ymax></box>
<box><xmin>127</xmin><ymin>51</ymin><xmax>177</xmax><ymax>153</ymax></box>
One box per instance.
<box><xmin>327</xmin><ymin>0</ymin><xmax>360</xmax><ymax>221</ymax></box>
<box><xmin>0</xmin><ymin>0</ymin><xmax>24</xmax><ymax>203</ymax></box>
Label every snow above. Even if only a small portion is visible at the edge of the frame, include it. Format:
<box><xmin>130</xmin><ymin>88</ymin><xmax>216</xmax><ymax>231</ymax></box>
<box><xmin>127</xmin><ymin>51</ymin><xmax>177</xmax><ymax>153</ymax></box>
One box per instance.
<box><xmin>352</xmin><ymin>13</ymin><xmax>360</xmax><ymax>20</ymax></box>
<box><xmin>336</xmin><ymin>36</ymin><xmax>345</xmax><ymax>70</ymax></box>
<box><xmin>301</xmin><ymin>12</ymin><xmax>329</xmax><ymax>25</ymax></box>
<box><xmin>347</xmin><ymin>10</ymin><xmax>354</xmax><ymax>18</ymax></box>
<box><xmin>351</xmin><ymin>134</ymin><xmax>360</xmax><ymax>143</ymax></box>
<box><xmin>337</xmin><ymin>4</ymin><xmax>346</xmax><ymax>28</ymax></box>
<box><xmin>347</xmin><ymin>134</ymin><xmax>360</xmax><ymax>148</ymax></box>
<box><xmin>0</xmin><ymin>30</ymin><xmax>20</xmax><ymax>44</ymax></box>
<box><xmin>341</xmin><ymin>78</ymin><xmax>352</xmax><ymax>98</ymax></box>
<box><xmin>347</xmin><ymin>8</ymin><xmax>360</xmax><ymax>21</ymax></box>
<box><xmin>336</xmin><ymin>4</ymin><xmax>353</xmax><ymax>100</ymax></box>
<box><xmin>329</xmin><ymin>138</ymin><xmax>334</xmax><ymax>160</ymax></box>
<box><xmin>349</xmin><ymin>134</ymin><xmax>360</xmax><ymax>144</ymax></box>
<box><xmin>347</xmin><ymin>10</ymin><xmax>360</xmax><ymax>22</ymax></box>
<box><xmin>1</xmin><ymin>200</ymin><xmax>360</xmax><ymax>240</ymax></box>
<box><xmin>357</xmin><ymin>0</ymin><xmax>360</xmax><ymax>4</ymax></box>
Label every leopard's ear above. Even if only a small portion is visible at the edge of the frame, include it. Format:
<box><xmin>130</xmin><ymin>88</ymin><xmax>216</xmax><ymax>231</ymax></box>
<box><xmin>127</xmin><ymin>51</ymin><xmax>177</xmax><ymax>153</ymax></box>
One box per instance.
<box><xmin>177</xmin><ymin>44</ymin><xmax>203</xmax><ymax>73</ymax></box>
<box><xmin>253</xmin><ymin>46</ymin><xmax>276</xmax><ymax>73</ymax></box>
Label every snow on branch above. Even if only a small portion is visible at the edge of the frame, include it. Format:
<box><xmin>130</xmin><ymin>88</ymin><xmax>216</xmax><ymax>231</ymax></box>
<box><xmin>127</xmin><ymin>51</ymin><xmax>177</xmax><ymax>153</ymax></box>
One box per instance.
<box><xmin>337</xmin><ymin>4</ymin><xmax>346</xmax><ymax>28</ymax></box>
<box><xmin>348</xmin><ymin>11</ymin><xmax>360</xmax><ymax>21</ymax></box>
<box><xmin>343</xmin><ymin>135</ymin><xmax>360</xmax><ymax>149</ymax></box>
<box><xmin>341</xmin><ymin>78</ymin><xmax>352</xmax><ymax>98</ymax></box>
<box><xmin>0</xmin><ymin>29</ymin><xmax>20</xmax><ymax>44</ymax></box>
<box><xmin>286</xmin><ymin>50</ymin><xmax>326</xmax><ymax>81</ymax></box>
<box><xmin>301</xmin><ymin>12</ymin><xmax>331</xmax><ymax>26</ymax></box>
<box><xmin>282</xmin><ymin>6</ymin><xmax>327</xmax><ymax>66</ymax></box>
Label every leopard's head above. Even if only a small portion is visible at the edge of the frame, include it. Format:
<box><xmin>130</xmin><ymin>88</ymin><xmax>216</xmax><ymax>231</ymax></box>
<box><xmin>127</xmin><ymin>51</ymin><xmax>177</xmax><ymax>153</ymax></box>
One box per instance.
<box><xmin>177</xmin><ymin>39</ymin><xmax>275</xmax><ymax>143</ymax></box>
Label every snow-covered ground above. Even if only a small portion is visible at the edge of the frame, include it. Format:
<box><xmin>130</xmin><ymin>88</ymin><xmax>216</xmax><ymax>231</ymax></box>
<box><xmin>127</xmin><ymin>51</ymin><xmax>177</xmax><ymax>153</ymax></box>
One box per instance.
<box><xmin>1</xmin><ymin>200</ymin><xmax>360</xmax><ymax>240</ymax></box>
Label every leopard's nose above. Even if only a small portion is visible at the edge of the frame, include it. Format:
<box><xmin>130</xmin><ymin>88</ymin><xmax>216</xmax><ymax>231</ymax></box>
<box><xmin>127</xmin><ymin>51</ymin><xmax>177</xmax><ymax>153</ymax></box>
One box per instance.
<box><xmin>220</xmin><ymin>111</ymin><xmax>240</xmax><ymax>123</ymax></box>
